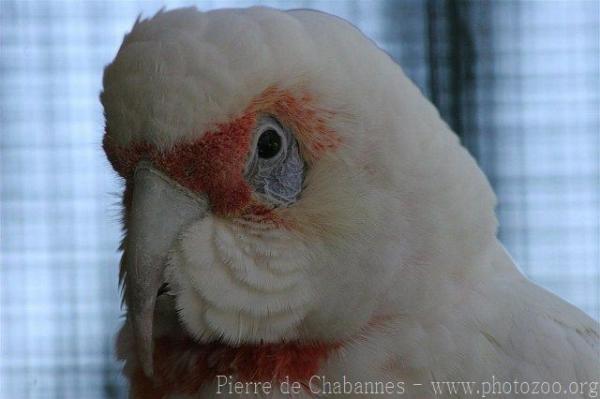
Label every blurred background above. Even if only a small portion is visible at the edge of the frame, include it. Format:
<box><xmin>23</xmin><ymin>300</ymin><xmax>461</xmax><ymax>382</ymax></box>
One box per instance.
<box><xmin>1</xmin><ymin>0</ymin><xmax>598</xmax><ymax>397</ymax></box>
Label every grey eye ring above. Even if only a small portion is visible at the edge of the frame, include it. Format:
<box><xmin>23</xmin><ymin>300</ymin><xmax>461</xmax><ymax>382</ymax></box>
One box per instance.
<box><xmin>245</xmin><ymin>116</ymin><xmax>304</xmax><ymax>207</ymax></box>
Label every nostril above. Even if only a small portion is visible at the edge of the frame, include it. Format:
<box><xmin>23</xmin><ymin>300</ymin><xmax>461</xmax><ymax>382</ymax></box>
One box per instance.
<box><xmin>157</xmin><ymin>283</ymin><xmax>171</xmax><ymax>297</ymax></box>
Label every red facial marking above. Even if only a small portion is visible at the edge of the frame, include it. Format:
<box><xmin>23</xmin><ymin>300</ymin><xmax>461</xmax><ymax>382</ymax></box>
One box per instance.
<box><xmin>250</xmin><ymin>86</ymin><xmax>341</xmax><ymax>163</ymax></box>
<box><xmin>104</xmin><ymin>113</ymin><xmax>255</xmax><ymax>215</ymax></box>
<box><xmin>104</xmin><ymin>85</ymin><xmax>341</xmax><ymax>218</ymax></box>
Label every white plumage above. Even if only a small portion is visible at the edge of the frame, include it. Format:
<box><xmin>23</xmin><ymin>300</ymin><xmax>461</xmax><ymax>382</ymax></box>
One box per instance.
<box><xmin>102</xmin><ymin>6</ymin><xmax>599</xmax><ymax>398</ymax></box>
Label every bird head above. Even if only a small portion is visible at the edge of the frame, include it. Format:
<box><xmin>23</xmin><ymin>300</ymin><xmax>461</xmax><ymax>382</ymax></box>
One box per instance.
<box><xmin>102</xmin><ymin>6</ymin><xmax>498</xmax><ymax>377</ymax></box>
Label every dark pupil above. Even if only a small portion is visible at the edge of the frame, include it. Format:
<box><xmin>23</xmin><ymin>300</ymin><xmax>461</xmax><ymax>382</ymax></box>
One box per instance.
<box><xmin>257</xmin><ymin>129</ymin><xmax>282</xmax><ymax>159</ymax></box>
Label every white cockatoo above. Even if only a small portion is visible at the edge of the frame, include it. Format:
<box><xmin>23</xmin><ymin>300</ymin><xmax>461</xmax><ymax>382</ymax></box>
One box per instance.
<box><xmin>101</xmin><ymin>6</ymin><xmax>599</xmax><ymax>399</ymax></box>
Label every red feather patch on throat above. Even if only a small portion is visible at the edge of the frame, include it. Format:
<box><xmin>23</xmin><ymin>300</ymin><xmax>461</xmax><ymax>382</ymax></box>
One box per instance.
<box><xmin>130</xmin><ymin>316</ymin><xmax>393</xmax><ymax>398</ymax></box>
<box><xmin>131</xmin><ymin>338</ymin><xmax>341</xmax><ymax>398</ymax></box>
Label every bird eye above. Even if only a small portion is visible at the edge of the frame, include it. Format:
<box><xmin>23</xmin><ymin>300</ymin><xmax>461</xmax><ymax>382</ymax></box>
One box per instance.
<box><xmin>245</xmin><ymin>117</ymin><xmax>304</xmax><ymax>206</ymax></box>
<box><xmin>257</xmin><ymin>128</ymin><xmax>282</xmax><ymax>159</ymax></box>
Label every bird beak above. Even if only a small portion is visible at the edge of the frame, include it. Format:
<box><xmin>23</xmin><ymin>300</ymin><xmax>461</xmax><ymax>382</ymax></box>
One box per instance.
<box><xmin>122</xmin><ymin>161</ymin><xmax>208</xmax><ymax>377</ymax></box>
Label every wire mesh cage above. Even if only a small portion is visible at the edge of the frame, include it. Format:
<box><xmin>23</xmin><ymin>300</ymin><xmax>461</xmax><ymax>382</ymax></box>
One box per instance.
<box><xmin>1</xmin><ymin>1</ymin><xmax>598</xmax><ymax>398</ymax></box>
